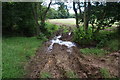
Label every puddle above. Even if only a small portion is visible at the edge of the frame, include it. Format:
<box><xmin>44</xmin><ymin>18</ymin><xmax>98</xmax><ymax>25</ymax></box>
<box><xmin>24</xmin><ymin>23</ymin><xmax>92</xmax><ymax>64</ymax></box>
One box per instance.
<box><xmin>48</xmin><ymin>35</ymin><xmax>76</xmax><ymax>53</ymax></box>
<box><xmin>68</xmin><ymin>32</ymin><xmax>71</xmax><ymax>36</ymax></box>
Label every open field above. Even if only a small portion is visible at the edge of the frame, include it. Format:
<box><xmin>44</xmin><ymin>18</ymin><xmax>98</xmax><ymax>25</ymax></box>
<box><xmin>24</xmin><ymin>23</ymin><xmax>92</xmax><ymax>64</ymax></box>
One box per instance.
<box><xmin>47</xmin><ymin>18</ymin><xmax>119</xmax><ymax>29</ymax></box>
<box><xmin>47</xmin><ymin>18</ymin><xmax>76</xmax><ymax>27</ymax></box>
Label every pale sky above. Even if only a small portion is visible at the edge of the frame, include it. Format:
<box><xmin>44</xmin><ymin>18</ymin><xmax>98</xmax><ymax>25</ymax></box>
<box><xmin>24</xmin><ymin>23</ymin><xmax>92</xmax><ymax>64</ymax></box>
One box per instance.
<box><xmin>42</xmin><ymin>1</ymin><xmax>75</xmax><ymax>14</ymax></box>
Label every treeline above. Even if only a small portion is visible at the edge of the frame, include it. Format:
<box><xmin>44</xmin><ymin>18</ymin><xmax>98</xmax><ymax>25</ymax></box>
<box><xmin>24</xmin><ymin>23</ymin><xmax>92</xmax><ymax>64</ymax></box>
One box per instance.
<box><xmin>2</xmin><ymin>2</ymin><xmax>74</xmax><ymax>37</ymax></box>
<box><xmin>73</xmin><ymin>2</ymin><xmax>120</xmax><ymax>32</ymax></box>
<box><xmin>47</xmin><ymin>8</ymin><xmax>75</xmax><ymax>19</ymax></box>
<box><xmin>2</xmin><ymin>3</ymin><xmax>35</xmax><ymax>36</ymax></box>
<box><xmin>2</xmin><ymin>2</ymin><xmax>120</xmax><ymax>37</ymax></box>
<box><xmin>72</xmin><ymin>2</ymin><xmax>120</xmax><ymax>47</ymax></box>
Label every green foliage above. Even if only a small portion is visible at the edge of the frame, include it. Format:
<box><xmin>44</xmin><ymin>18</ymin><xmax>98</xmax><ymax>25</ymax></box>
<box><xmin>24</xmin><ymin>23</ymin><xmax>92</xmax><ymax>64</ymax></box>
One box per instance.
<box><xmin>47</xmin><ymin>8</ymin><xmax>59</xmax><ymax>19</ymax></box>
<box><xmin>73</xmin><ymin>27</ymin><xmax>93</xmax><ymax>45</ymax></box>
<box><xmin>80</xmin><ymin>48</ymin><xmax>109</xmax><ymax>56</ymax></box>
<box><xmin>106</xmin><ymin>39</ymin><xmax>119</xmax><ymax>51</ymax></box>
<box><xmin>36</xmin><ymin>22</ymin><xmax>59</xmax><ymax>39</ymax></box>
<box><xmin>62</xmin><ymin>27</ymin><xmax>69</xmax><ymax>33</ymax></box>
<box><xmin>2</xmin><ymin>37</ymin><xmax>43</xmax><ymax>78</ymax></box>
<box><xmin>57</xmin><ymin>2</ymin><xmax>69</xmax><ymax>18</ymax></box>
<box><xmin>90</xmin><ymin>2</ymin><xmax>120</xmax><ymax>32</ymax></box>
<box><xmin>2</xmin><ymin>2</ymin><xmax>36</xmax><ymax>36</ymax></box>
<box><xmin>65</xmin><ymin>71</ymin><xmax>77</xmax><ymax>78</ymax></box>
<box><xmin>40</xmin><ymin>72</ymin><xmax>52</xmax><ymax>78</ymax></box>
<box><xmin>37</xmin><ymin>33</ymin><xmax>48</xmax><ymax>41</ymax></box>
<box><xmin>45</xmin><ymin>23</ymin><xmax>59</xmax><ymax>33</ymax></box>
<box><xmin>95</xmin><ymin>30</ymin><xmax>118</xmax><ymax>48</ymax></box>
<box><xmin>99</xmin><ymin>68</ymin><xmax>110</xmax><ymax>78</ymax></box>
<box><xmin>45</xmin><ymin>22</ymin><xmax>60</xmax><ymax>37</ymax></box>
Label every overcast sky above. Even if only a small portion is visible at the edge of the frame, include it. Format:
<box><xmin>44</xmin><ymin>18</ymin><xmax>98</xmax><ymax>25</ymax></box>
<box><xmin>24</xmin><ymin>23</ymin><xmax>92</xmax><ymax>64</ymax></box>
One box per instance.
<box><xmin>42</xmin><ymin>1</ymin><xmax>75</xmax><ymax>14</ymax></box>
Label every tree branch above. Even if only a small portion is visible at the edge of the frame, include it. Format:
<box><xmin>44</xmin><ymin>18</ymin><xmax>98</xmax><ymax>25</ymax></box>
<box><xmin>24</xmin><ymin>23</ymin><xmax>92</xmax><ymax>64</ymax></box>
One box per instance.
<box><xmin>43</xmin><ymin>0</ymin><xmax>52</xmax><ymax>19</ymax></box>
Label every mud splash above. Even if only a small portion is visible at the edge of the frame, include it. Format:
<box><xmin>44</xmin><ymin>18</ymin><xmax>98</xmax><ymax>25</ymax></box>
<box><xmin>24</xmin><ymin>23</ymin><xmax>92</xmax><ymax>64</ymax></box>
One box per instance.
<box><xmin>48</xmin><ymin>35</ymin><xmax>76</xmax><ymax>52</ymax></box>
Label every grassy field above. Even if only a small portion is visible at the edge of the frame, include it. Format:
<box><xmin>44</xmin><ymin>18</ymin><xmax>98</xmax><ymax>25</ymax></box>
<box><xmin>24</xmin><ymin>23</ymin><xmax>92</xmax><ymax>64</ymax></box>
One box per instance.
<box><xmin>47</xmin><ymin>18</ymin><xmax>76</xmax><ymax>25</ymax></box>
<box><xmin>2</xmin><ymin>37</ymin><xmax>43</xmax><ymax>78</ymax></box>
<box><xmin>48</xmin><ymin>18</ymin><xmax>118</xmax><ymax>28</ymax></box>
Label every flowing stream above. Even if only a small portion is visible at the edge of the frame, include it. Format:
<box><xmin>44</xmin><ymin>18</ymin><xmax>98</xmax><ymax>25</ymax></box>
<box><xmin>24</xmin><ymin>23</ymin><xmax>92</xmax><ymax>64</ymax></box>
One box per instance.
<box><xmin>48</xmin><ymin>34</ymin><xmax>76</xmax><ymax>53</ymax></box>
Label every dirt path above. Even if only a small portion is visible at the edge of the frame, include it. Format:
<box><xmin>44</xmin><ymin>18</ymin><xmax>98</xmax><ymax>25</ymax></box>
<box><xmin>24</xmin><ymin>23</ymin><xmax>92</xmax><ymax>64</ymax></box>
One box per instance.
<box><xmin>25</xmin><ymin>32</ymin><xmax>119</xmax><ymax>78</ymax></box>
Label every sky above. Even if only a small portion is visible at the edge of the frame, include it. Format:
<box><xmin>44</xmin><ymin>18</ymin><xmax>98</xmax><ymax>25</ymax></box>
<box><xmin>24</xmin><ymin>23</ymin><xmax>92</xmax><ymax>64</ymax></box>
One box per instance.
<box><xmin>42</xmin><ymin>1</ymin><xmax>75</xmax><ymax>14</ymax></box>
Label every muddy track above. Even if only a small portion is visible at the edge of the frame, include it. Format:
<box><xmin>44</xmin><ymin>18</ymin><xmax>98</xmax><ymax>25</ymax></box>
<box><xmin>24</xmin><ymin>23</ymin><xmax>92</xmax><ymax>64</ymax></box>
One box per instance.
<box><xmin>25</xmin><ymin>31</ymin><xmax>119</xmax><ymax>78</ymax></box>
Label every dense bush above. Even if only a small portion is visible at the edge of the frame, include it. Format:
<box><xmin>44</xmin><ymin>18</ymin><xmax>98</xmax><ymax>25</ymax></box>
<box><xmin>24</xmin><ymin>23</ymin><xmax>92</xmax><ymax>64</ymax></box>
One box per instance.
<box><xmin>73</xmin><ymin>27</ymin><xmax>93</xmax><ymax>45</ymax></box>
<box><xmin>2</xmin><ymin>3</ymin><xmax>36</xmax><ymax>36</ymax></box>
<box><xmin>106</xmin><ymin>39</ymin><xmax>119</xmax><ymax>51</ymax></box>
<box><xmin>95</xmin><ymin>30</ymin><xmax>119</xmax><ymax>48</ymax></box>
<box><xmin>37</xmin><ymin>22</ymin><xmax>60</xmax><ymax>39</ymax></box>
<box><xmin>45</xmin><ymin>23</ymin><xmax>60</xmax><ymax>37</ymax></box>
<box><xmin>73</xmin><ymin>26</ymin><xmax>119</xmax><ymax>52</ymax></box>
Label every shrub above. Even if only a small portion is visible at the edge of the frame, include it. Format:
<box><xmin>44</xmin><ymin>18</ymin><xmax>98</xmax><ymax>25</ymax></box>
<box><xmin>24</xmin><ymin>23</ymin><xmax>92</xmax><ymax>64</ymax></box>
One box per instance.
<box><xmin>62</xmin><ymin>26</ymin><xmax>69</xmax><ymax>33</ymax></box>
<box><xmin>106</xmin><ymin>39</ymin><xmax>119</xmax><ymax>51</ymax></box>
<box><xmin>73</xmin><ymin>27</ymin><xmax>93</xmax><ymax>45</ymax></box>
<box><xmin>94</xmin><ymin>29</ymin><xmax>118</xmax><ymax>48</ymax></box>
<box><xmin>44</xmin><ymin>22</ymin><xmax>60</xmax><ymax>37</ymax></box>
<box><xmin>37</xmin><ymin>33</ymin><xmax>48</xmax><ymax>41</ymax></box>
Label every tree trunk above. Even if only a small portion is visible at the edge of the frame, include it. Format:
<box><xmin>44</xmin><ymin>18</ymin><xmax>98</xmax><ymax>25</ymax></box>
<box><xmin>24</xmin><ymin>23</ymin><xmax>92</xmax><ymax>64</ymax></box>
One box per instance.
<box><xmin>73</xmin><ymin>2</ymin><xmax>79</xmax><ymax>28</ymax></box>
<box><xmin>84</xmin><ymin>1</ymin><xmax>88</xmax><ymax>31</ymax></box>
<box><xmin>32</xmin><ymin>3</ymin><xmax>40</xmax><ymax>36</ymax></box>
<box><xmin>84</xmin><ymin>1</ymin><xmax>91</xmax><ymax>32</ymax></box>
<box><xmin>40</xmin><ymin>0</ymin><xmax>52</xmax><ymax>33</ymax></box>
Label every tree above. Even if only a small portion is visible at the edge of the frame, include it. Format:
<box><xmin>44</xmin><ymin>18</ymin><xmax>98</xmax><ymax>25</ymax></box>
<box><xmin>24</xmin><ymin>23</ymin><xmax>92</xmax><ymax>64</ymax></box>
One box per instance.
<box><xmin>32</xmin><ymin>1</ymin><xmax>52</xmax><ymax>36</ymax></box>
<box><xmin>47</xmin><ymin>8</ymin><xmax>59</xmax><ymax>19</ymax></box>
<box><xmin>2</xmin><ymin>2</ymin><xmax>36</xmax><ymax>36</ymax></box>
<box><xmin>73</xmin><ymin>2</ymin><xmax>79</xmax><ymax>28</ymax></box>
<box><xmin>84</xmin><ymin>1</ymin><xmax>91</xmax><ymax>31</ymax></box>
<box><xmin>54</xmin><ymin>2</ymin><xmax>69</xmax><ymax>18</ymax></box>
<box><xmin>90</xmin><ymin>2</ymin><xmax>120</xmax><ymax>33</ymax></box>
<box><xmin>73</xmin><ymin>1</ymin><xmax>120</xmax><ymax>33</ymax></box>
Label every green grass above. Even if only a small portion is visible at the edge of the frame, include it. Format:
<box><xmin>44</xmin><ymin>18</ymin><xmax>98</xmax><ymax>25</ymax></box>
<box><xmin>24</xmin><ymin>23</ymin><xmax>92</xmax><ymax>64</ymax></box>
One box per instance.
<box><xmin>2</xmin><ymin>37</ymin><xmax>43</xmax><ymax>78</ymax></box>
<box><xmin>40</xmin><ymin>72</ymin><xmax>52</xmax><ymax>78</ymax></box>
<box><xmin>80</xmin><ymin>48</ymin><xmax>109</xmax><ymax>56</ymax></box>
<box><xmin>65</xmin><ymin>71</ymin><xmax>77</xmax><ymax>78</ymax></box>
<box><xmin>99</xmin><ymin>68</ymin><xmax>110</xmax><ymax>78</ymax></box>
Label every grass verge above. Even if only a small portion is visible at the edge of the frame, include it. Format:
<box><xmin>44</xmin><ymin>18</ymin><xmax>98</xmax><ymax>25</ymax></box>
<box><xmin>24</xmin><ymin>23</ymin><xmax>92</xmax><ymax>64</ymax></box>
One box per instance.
<box><xmin>40</xmin><ymin>72</ymin><xmax>52</xmax><ymax>78</ymax></box>
<box><xmin>65</xmin><ymin>71</ymin><xmax>78</xmax><ymax>78</ymax></box>
<box><xmin>2</xmin><ymin>37</ymin><xmax>43</xmax><ymax>78</ymax></box>
<box><xmin>80</xmin><ymin>48</ymin><xmax>109</xmax><ymax>56</ymax></box>
<box><xmin>99</xmin><ymin>68</ymin><xmax>110</xmax><ymax>78</ymax></box>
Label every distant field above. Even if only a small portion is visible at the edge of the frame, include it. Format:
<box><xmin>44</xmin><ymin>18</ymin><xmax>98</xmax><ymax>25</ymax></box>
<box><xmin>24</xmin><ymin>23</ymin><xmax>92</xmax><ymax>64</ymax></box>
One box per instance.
<box><xmin>47</xmin><ymin>18</ymin><xmax>119</xmax><ymax>29</ymax></box>
<box><xmin>47</xmin><ymin>18</ymin><xmax>76</xmax><ymax>26</ymax></box>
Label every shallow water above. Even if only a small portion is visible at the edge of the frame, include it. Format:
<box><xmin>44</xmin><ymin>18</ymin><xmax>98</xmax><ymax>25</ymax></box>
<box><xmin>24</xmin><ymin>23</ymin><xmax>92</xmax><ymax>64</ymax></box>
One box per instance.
<box><xmin>48</xmin><ymin>35</ymin><xmax>76</xmax><ymax>52</ymax></box>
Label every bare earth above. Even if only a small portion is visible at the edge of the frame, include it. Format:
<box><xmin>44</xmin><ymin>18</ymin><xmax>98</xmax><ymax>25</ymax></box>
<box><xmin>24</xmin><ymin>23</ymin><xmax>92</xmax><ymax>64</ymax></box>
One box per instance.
<box><xmin>25</xmin><ymin>32</ymin><xmax>119</xmax><ymax>78</ymax></box>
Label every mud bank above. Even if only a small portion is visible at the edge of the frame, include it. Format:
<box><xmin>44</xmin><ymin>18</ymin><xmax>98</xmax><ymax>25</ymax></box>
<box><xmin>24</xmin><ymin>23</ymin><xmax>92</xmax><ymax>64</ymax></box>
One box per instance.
<box><xmin>25</xmin><ymin>40</ymin><xmax>119</xmax><ymax>78</ymax></box>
